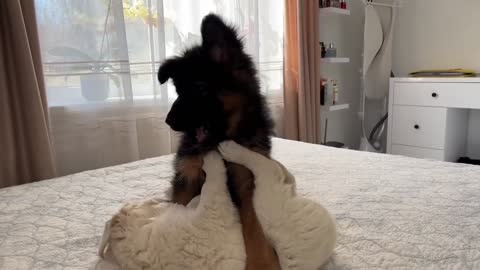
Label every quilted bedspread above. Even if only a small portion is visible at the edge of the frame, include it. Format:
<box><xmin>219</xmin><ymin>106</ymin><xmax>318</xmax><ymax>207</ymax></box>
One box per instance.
<box><xmin>1</xmin><ymin>138</ymin><xmax>480</xmax><ymax>269</ymax></box>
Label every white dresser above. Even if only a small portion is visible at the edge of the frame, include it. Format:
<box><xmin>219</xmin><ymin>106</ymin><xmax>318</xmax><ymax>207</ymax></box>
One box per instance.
<box><xmin>387</xmin><ymin>78</ymin><xmax>480</xmax><ymax>161</ymax></box>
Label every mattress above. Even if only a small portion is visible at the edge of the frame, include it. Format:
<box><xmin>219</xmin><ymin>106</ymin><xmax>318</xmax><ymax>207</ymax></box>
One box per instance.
<box><xmin>1</xmin><ymin>138</ymin><xmax>480</xmax><ymax>269</ymax></box>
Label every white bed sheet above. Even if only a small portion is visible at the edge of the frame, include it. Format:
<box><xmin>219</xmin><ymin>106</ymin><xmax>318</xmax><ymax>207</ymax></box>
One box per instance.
<box><xmin>1</xmin><ymin>138</ymin><xmax>480</xmax><ymax>269</ymax></box>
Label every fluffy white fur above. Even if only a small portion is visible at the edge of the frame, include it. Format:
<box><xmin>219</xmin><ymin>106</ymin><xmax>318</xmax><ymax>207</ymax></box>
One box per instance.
<box><xmin>98</xmin><ymin>151</ymin><xmax>245</xmax><ymax>270</ymax></box>
<box><xmin>98</xmin><ymin>141</ymin><xmax>336</xmax><ymax>270</ymax></box>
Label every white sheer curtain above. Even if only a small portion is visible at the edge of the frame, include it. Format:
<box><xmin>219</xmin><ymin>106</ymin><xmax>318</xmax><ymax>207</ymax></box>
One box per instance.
<box><xmin>34</xmin><ymin>0</ymin><xmax>284</xmax><ymax>176</ymax></box>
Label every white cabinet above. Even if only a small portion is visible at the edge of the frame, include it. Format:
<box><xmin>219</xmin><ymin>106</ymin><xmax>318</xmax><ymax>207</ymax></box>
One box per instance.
<box><xmin>393</xmin><ymin>82</ymin><xmax>480</xmax><ymax>108</ymax></box>
<box><xmin>387</xmin><ymin>78</ymin><xmax>476</xmax><ymax>162</ymax></box>
<box><xmin>391</xmin><ymin>106</ymin><xmax>447</xmax><ymax>149</ymax></box>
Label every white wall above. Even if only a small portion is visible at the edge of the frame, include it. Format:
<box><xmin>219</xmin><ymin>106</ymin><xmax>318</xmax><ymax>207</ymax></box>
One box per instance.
<box><xmin>319</xmin><ymin>0</ymin><xmax>365</xmax><ymax>149</ymax></box>
<box><xmin>393</xmin><ymin>0</ymin><xmax>480</xmax><ymax>158</ymax></box>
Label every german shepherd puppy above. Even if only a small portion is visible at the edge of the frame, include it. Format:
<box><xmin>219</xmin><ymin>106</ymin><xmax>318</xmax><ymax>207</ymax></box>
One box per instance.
<box><xmin>158</xmin><ymin>14</ymin><xmax>280</xmax><ymax>269</ymax></box>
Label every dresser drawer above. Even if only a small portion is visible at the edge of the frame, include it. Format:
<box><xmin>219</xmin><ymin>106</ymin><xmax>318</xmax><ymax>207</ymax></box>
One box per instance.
<box><xmin>393</xmin><ymin>82</ymin><xmax>480</xmax><ymax>108</ymax></box>
<box><xmin>391</xmin><ymin>106</ymin><xmax>447</xmax><ymax>149</ymax></box>
<box><xmin>391</xmin><ymin>145</ymin><xmax>444</xmax><ymax>161</ymax></box>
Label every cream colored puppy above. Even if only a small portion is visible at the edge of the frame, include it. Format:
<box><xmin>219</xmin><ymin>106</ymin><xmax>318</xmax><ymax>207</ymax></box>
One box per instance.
<box><xmin>98</xmin><ymin>142</ymin><xmax>336</xmax><ymax>270</ymax></box>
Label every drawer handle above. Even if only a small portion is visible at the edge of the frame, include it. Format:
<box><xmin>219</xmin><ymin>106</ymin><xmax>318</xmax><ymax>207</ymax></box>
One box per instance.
<box><xmin>414</xmin><ymin>124</ymin><xmax>420</xmax><ymax>130</ymax></box>
<box><xmin>431</xmin><ymin>92</ymin><xmax>438</xmax><ymax>98</ymax></box>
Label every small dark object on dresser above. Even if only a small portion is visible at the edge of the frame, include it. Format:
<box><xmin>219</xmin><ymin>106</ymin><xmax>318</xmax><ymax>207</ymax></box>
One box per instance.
<box><xmin>320</xmin><ymin>42</ymin><xmax>326</xmax><ymax>58</ymax></box>
<box><xmin>457</xmin><ymin>157</ymin><xmax>480</xmax><ymax>166</ymax></box>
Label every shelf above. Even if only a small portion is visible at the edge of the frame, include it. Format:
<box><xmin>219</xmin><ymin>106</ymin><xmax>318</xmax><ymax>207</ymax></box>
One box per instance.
<box><xmin>321</xmin><ymin>57</ymin><xmax>350</xmax><ymax>63</ymax></box>
<box><xmin>319</xmin><ymin>7</ymin><xmax>351</xmax><ymax>16</ymax></box>
<box><xmin>321</xmin><ymin>103</ymin><xmax>350</xmax><ymax>112</ymax></box>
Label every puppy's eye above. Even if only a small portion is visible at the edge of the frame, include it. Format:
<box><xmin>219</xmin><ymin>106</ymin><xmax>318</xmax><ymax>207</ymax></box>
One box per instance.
<box><xmin>194</xmin><ymin>82</ymin><xmax>208</xmax><ymax>96</ymax></box>
<box><xmin>194</xmin><ymin>82</ymin><xmax>206</xmax><ymax>89</ymax></box>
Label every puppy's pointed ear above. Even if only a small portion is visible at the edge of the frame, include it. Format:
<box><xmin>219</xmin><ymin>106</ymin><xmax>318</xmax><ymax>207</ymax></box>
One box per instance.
<box><xmin>158</xmin><ymin>58</ymin><xmax>179</xmax><ymax>84</ymax></box>
<box><xmin>201</xmin><ymin>14</ymin><xmax>242</xmax><ymax>64</ymax></box>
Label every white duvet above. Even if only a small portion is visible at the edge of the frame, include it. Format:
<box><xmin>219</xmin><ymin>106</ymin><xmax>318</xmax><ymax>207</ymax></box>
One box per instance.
<box><xmin>1</xmin><ymin>138</ymin><xmax>480</xmax><ymax>269</ymax></box>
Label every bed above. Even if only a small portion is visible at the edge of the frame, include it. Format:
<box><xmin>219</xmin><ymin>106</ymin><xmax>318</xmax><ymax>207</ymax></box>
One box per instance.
<box><xmin>1</xmin><ymin>138</ymin><xmax>479</xmax><ymax>269</ymax></box>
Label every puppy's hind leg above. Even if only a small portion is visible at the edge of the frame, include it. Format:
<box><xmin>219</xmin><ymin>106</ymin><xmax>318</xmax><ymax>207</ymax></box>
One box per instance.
<box><xmin>222</xmin><ymin>143</ymin><xmax>282</xmax><ymax>270</ymax></box>
<box><xmin>228</xmin><ymin>167</ymin><xmax>281</xmax><ymax>270</ymax></box>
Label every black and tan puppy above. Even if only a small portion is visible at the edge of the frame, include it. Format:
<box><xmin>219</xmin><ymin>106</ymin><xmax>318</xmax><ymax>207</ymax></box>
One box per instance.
<box><xmin>158</xmin><ymin>14</ymin><xmax>280</xmax><ymax>270</ymax></box>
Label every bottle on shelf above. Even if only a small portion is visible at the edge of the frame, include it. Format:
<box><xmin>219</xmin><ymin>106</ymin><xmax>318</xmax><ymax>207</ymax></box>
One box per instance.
<box><xmin>325</xmin><ymin>42</ymin><xmax>337</xmax><ymax>58</ymax></box>
<box><xmin>325</xmin><ymin>79</ymin><xmax>333</xmax><ymax>105</ymax></box>
<box><xmin>320</xmin><ymin>42</ymin><xmax>327</xmax><ymax>58</ymax></box>
<box><xmin>332</xmin><ymin>80</ymin><xmax>339</xmax><ymax>105</ymax></box>
<box><xmin>321</xmin><ymin>79</ymin><xmax>340</xmax><ymax>106</ymax></box>
<box><xmin>320</xmin><ymin>79</ymin><xmax>327</xmax><ymax>105</ymax></box>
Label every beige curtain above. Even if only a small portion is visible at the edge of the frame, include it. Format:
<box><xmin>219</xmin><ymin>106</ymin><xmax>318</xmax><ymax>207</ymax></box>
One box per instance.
<box><xmin>283</xmin><ymin>0</ymin><xmax>321</xmax><ymax>143</ymax></box>
<box><xmin>0</xmin><ymin>0</ymin><xmax>56</xmax><ymax>188</ymax></box>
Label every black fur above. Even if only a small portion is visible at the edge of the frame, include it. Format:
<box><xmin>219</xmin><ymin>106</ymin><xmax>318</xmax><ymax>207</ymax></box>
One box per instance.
<box><xmin>158</xmin><ymin>14</ymin><xmax>274</xmax><ymax>204</ymax></box>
